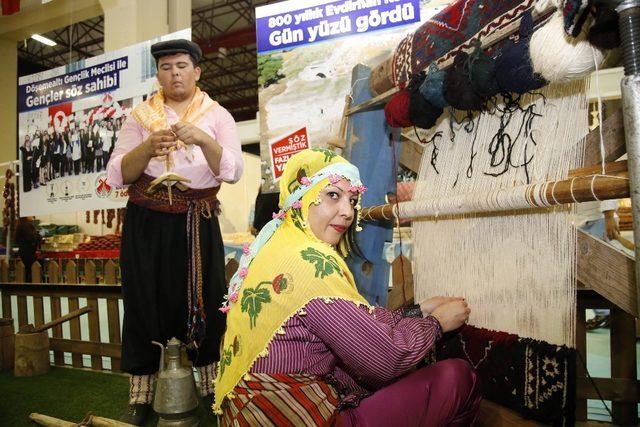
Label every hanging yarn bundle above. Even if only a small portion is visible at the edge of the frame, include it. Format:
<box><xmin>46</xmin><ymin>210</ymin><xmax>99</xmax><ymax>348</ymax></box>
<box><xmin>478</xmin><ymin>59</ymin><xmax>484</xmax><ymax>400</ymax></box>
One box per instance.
<box><xmin>587</xmin><ymin>6</ymin><xmax>620</xmax><ymax>49</ymax></box>
<box><xmin>469</xmin><ymin>41</ymin><xmax>500</xmax><ymax>99</ymax></box>
<box><xmin>419</xmin><ymin>63</ymin><xmax>448</xmax><ymax>109</ymax></box>
<box><xmin>529</xmin><ymin>11</ymin><xmax>606</xmax><ymax>83</ymax></box>
<box><xmin>384</xmin><ymin>89</ymin><xmax>413</xmax><ymax>128</ymax></box>
<box><xmin>409</xmin><ymin>91</ymin><xmax>443</xmax><ymax>130</ymax></box>
<box><xmin>407</xmin><ymin>72</ymin><xmax>443</xmax><ymax>129</ymax></box>
<box><xmin>495</xmin><ymin>11</ymin><xmax>547</xmax><ymax>94</ymax></box>
<box><xmin>443</xmin><ymin>51</ymin><xmax>486</xmax><ymax>111</ymax></box>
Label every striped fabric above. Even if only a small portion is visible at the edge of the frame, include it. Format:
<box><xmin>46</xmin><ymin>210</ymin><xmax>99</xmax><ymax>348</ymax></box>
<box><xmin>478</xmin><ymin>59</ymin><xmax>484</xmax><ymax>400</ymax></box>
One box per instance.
<box><xmin>129</xmin><ymin>374</ymin><xmax>155</xmax><ymax>405</ymax></box>
<box><xmin>250</xmin><ymin>299</ymin><xmax>442</xmax><ymax>407</ymax></box>
<box><xmin>197</xmin><ymin>362</ymin><xmax>217</xmax><ymax>396</ymax></box>
<box><xmin>221</xmin><ymin>373</ymin><xmax>340</xmax><ymax>426</ymax></box>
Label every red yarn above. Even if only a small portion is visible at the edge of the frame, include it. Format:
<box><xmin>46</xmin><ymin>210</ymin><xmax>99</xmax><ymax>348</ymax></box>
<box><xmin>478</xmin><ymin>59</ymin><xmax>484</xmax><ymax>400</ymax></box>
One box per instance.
<box><xmin>384</xmin><ymin>90</ymin><xmax>413</xmax><ymax>128</ymax></box>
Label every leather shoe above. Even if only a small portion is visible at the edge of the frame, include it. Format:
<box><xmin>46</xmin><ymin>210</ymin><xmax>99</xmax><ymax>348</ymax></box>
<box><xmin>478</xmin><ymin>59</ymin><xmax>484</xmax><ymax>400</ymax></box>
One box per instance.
<box><xmin>202</xmin><ymin>393</ymin><xmax>215</xmax><ymax>413</ymax></box>
<box><xmin>120</xmin><ymin>403</ymin><xmax>152</xmax><ymax>425</ymax></box>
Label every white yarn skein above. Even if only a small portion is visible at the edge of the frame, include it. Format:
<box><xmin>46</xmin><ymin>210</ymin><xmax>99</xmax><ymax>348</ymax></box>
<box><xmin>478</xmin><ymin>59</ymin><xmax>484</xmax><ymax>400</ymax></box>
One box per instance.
<box><xmin>533</xmin><ymin>0</ymin><xmax>561</xmax><ymax>14</ymax></box>
<box><xmin>529</xmin><ymin>12</ymin><xmax>606</xmax><ymax>83</ymax></box>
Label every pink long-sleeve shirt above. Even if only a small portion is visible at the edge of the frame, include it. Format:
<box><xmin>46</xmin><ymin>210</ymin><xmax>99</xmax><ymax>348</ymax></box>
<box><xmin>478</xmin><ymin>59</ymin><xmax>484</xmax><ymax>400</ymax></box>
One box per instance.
<box><xmin>250</xmin><ymin>299</ymin><xmax>442</xmax><ymax>406</ymax></box>
<box><xmin>106</xmin><ymin>103</ymin><xmax>243</xmax><ymax>189</ymax></box>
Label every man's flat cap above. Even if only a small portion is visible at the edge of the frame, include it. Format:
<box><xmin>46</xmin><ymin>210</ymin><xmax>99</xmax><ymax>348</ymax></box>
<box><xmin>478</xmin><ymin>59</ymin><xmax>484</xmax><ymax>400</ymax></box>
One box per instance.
<box><xmin>150</xmin><ymin>39</ymin><xmax>202</xmax><ymax>63</ymax></box>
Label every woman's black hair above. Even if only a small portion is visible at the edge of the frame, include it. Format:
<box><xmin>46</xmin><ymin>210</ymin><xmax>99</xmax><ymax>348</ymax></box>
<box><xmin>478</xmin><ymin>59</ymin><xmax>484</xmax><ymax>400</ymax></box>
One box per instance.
<box><xmin>339</xmin><ymin>207</ymin><xmax>367</xmax><ymax>261</ymax></box>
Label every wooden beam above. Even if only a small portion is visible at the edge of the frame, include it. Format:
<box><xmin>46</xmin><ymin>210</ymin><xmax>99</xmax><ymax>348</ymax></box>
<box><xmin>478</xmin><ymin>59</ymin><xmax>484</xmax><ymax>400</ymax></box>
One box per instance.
<box><xmin>577</xmin><ymin>229</ymin><xmax>637</xmax><ymax>318</ymax></box>
<box><xmin>569</xmin><ymin>160</ymin><xmax>627</xmax><ymax>178</ymax></box>
<box><xmin>583</xmin><ymin>109</ymin><xmax>627</xmax><ymax>167</ymax></box>
<box><xmin>49</xmin><ymin>338</ymin><xmax>120</xmax><ymax>359</ymax></box>
<box><xmin>577</xmin><ymin>377</ymin><xmax>640</xmax><ymax>403</ymax></box>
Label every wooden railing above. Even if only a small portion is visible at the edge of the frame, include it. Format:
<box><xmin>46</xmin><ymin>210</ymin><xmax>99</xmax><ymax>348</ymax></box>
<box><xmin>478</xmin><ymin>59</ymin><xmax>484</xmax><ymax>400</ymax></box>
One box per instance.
<box><xmin>1</xmin><ymin>258</ymin><xmax>120</xmax><ymax>285</ymax></box>
<box><xmin>0</xmin><ymin>257</ymin><xmax>238</xmax><ymax>374</ymax></box>
<box><xmin>0</xmin><ymin>282</ymin><xmax>122</xmax><ymax>372</ymax></box>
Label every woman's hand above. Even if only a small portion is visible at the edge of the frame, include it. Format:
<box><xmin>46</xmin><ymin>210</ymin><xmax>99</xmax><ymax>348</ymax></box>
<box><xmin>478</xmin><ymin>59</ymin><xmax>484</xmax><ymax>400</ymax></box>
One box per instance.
<box><xmin>431</xmin><ymin>300</ymin><xmax>470</xmax><ymax>333</ymax></box>
<box><xmin>418</xmin><ymin>296</ymin><xmax>464</xmax><ymax>316</ymax></box>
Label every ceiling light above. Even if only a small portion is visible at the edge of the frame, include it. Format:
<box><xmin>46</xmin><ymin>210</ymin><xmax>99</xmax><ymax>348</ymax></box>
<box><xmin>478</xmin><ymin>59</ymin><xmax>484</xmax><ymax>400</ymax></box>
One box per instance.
<box><xmin>31</xmin><ymin>34</ymin><xmax>57</xmax><ymax>47</ymax></box>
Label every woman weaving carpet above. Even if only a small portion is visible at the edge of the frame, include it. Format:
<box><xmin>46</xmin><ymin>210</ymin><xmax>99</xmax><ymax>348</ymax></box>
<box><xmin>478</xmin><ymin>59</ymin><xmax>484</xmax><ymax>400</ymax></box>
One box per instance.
<box><xmin>213</xmin><ymin>148</ymin><xmax>481</xmax><ymax>426</ymax></box>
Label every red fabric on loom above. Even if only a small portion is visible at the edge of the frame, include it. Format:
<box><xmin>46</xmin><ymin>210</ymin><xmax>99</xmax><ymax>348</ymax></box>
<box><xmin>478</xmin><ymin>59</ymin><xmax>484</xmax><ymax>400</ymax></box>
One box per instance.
<box><xmin>384</xmin><ymin>90</ymin><xmax>413</xmax><ymax>128</ymax></box>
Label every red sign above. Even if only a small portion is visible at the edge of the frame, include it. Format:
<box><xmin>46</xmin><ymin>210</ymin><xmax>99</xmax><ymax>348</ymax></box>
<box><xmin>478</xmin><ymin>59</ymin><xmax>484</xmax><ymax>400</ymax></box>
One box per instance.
<box><xmin>270</xmin><ymin>127</ymin><xmax>309</xmax><ymax>180</ymax></box>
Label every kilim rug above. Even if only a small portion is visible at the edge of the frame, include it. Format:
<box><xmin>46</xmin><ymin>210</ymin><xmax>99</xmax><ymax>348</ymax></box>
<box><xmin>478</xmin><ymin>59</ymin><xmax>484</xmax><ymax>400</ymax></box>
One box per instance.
<box><xmin>429</xmin><ymin>325</ymin><xmax>576</xmax><ymax>426</ymax></box>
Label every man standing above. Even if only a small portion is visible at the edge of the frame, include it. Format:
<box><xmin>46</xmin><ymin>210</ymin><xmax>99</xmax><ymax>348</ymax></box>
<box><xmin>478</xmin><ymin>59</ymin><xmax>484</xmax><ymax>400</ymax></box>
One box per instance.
<box><xmin>106</xmin><ymin>39</ymin><xmax>243</xmax><ymax>425</ymax></box>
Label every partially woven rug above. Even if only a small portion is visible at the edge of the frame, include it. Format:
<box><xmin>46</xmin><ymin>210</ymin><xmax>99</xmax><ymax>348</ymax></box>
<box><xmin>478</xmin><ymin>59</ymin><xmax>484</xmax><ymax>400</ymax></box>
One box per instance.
<box><xmin>393</xmin><ymin>0</ymin><xmax>536</xmax><ymax>86</ymax></box>
<box><xmin>429</xmin><ymin>325</ymin><xmax>576</xmax><ymax>426</ymax></box>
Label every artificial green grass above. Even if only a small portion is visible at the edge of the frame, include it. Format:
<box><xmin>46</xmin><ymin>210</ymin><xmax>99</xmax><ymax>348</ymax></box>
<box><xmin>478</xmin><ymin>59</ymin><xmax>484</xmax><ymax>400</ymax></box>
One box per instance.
<box><xmin>0</xmin><ymin>367</ymin><xmax>217</xmax><ymax>426</ymax></box>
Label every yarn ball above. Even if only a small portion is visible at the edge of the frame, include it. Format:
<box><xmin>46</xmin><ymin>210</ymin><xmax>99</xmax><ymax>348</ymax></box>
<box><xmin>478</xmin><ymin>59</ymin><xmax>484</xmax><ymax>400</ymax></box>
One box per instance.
<box><xmin>409</xmin><ymin>90</ymin><xmax>443</xmax><ymax>129</ymax></box>
<box><xmin>495</xmin><ymin>12</ymin><xmax>547</xmax><ymax>94</ymax></box>
<box><xmin>588</xmin><ymin>6</ymin><xmax>620</xmax><ymax>49</ymax></box>
<box><xmin>470</xmin><ymin>44</ymin><xmax>500</xmax><ymax>99</ymax></box>
<box><xmin>530</xmin><ymin>12</ymin><xmax>606</xmax><ymax>83</ymax></box>
<box><xmin>419</xmin><ymin>63</ymin><xmax>448</xmax><ymax>109</ymax></box>
<box><xmin>384</xmin><ymin>90</ymin><xmax>413</xmax><ymax>128</ymax></box>
<box><xmin>443</xmin><ymin>51</ymin><xmax>485</xmax><ymax>111</ymax></box>
<box><xmin>405</xmin><ymin>72</ymin><xmax>426</xmax><ymax>94</ymax></box>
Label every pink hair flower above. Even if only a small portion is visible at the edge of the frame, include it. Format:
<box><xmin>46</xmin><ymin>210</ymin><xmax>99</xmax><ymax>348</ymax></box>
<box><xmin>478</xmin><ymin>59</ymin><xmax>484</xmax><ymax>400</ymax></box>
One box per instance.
<box><xmin>358</xmin><ymin>185</ymin><xmax>368</xmax><ymax>193</ymax></box>
<box><xmin>291</xmin><ymin>200</ymin><xmax>302</xmax><ymax>209</ymax></box>
<box><xmin>272</xmin><ymin>210</ymin><xmax>287</xmax><ymax>220</ymax></box>
<box><xmin>242</xmin><ymin>243</ymin><xmax>251</xmax><ymax>255</ymax></box>
<box><xmin>328</xmin><ymin>174</ymin><xmax>342</xmax><ymax>184</ymax></box>
<box><xmin>219</xmin><ymin>305</ymin><xmax>231</xmax><ymax>314</ymax></box>
<box><xmin>300</xmin><ymin>176</ymin><xmax>311</xmax><ymax>186</ymax></box>
<box><xmin>238</xmin><ymin>267</ymin><xmax>248</xmax><ymax>279</ymax></box>
<box><xmin>228</xmin><ymin>292</ymin><xmax>239</xmax><ymax>303</ymax></box>
<box><xmin>349</xmin><ymin>185</ymin><xmax>359</xmax><ymax>193</ymax></box>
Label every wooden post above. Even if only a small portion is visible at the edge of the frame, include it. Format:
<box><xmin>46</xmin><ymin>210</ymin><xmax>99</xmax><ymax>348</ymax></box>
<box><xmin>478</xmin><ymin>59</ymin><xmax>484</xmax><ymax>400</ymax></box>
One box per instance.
<box><xmin>31</xmin><ymin>261</ymin><xmax>42</xmax><ymax>284</ymax></box>
<box><xmin>64</xmin><ymin>260</ymin><xmax>77</xmax><ymax>284</ymax></box>
<box><xmin>1</xmin><ymin>259</ymin><xmax>9</xmax><ymax>282</ymax></box>
<box><xmin>106</xmin><ymin>298</ymin><xmax>121</xmax><ymax>372</ymax></box>
<box><xmin>103</xmin><ymin>260</ymin><xmax>117</xmax><ymax>285</ymax></box>
<box><xmin>33</xmin><ymin>295</ymin><xmax>44</xmax><ymax>327</ymax></box>
<box><xmin>17</xmin><ymin>295</ymin><xmax>28</xmax><ymax>328</ymax></box>
<box><xmin>575</xmin><ymin>297</ymin><xmax>588</xmax><ymax>421</ymax></box>
<box><xmin>49</xmin><ymin>296</ymin><xmax>64</xmax><ymax>365</ymax></box>
<box><xmin>84</xmin><ymin>260</ymin><xmax>96</xmax><ymax>284</ymax></box>
<box><xmin>47</xmin><ymin>260</ymin><xmax>60</xmax><ymax>284</ymax></box>
<box><xmin>67</xmin><ymin>297</ymin><xmax>83</xmax><ymax>368</ymax></box>
<box><xmin>1</xmin><ymin>292</ymin><xmax>11</xmax><ymax>319</ymax></box>
<box><xmin>15</xmin><ymin>261</ymin><xmax>24</xmax><ymax>283</ymax></box>
<box><xmin>87</xmin><ymin>297</ymin><xmax>102</xmax><ymax>370</ymax></box>
<box><xmin>387</xmin><ymin>255</ymin><xmax>414</xmax><ymax>310</ymax></box>
<box><xmin>610</xmin><ymin>306</ymin><xmax>638</xmax><ymax>424</ymax></box>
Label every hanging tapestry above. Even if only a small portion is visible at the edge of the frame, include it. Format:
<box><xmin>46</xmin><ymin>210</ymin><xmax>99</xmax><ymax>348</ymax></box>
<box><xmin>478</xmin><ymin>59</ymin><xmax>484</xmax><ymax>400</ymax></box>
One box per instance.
<box><xmin>392</xmin><ymin>0</ymin><xmax>537</xmax><ymax>86</ymax></box>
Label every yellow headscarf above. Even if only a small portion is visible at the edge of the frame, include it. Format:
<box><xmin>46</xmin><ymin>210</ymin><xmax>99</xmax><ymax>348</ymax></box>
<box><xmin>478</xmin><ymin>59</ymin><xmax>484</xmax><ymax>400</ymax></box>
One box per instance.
<box><xmin>213</xmin><ymin>148</ymin><xmax>371</xmax><ymax>413</ymax></box>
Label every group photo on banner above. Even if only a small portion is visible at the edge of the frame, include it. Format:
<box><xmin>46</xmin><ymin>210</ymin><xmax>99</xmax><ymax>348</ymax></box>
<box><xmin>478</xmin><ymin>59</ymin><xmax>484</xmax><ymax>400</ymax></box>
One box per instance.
<box><xmin>17</xmin><ymin>29</ymin><xmax>190</xmax><ymax>216</ymax></box>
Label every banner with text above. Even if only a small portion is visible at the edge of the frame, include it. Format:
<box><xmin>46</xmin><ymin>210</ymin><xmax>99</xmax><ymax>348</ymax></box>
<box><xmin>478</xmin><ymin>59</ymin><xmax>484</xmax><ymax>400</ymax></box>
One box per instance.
<box><xmin>18</xmin><ymin>29</ymin><xmax>190</xmax><ymax>216</ymax></box>
<box><xmin>256</xmin><ymin>0</ymin><xmax>441</xmax><ymax>190</ymax></box>
<box><xmin>256</xmin><ymin>0</ymin><xmax>420</xmax><ymax>53</ymax></box>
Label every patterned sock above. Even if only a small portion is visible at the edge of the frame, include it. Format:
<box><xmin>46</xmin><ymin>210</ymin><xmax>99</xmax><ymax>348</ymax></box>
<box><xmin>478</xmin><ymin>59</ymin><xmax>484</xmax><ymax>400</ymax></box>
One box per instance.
<box><xmin>196</xmin><ymin>363</ymin><xmax>217</xmax><ymax>396</ymax></box>
<box><xmin>129</xmin><ymin>374</ymin><xmax>156</xmax><ymax>405</ymax></box>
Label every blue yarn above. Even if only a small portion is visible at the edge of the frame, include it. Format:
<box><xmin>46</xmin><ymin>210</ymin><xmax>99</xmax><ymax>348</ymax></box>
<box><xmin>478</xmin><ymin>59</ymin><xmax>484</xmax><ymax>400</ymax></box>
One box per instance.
<box><xmin>495</xmin><ymin>11</ymin><xmax>547</xmax><ymax>94</ymax></box>
<box><xmin>419</xmin><ymin>63</ymin><xmax>448</xmax><ymax>109</ymax></box>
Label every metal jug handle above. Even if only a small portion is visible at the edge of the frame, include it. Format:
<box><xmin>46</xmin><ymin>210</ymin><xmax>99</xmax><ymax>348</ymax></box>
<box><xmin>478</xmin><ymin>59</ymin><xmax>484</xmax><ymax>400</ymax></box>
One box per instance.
<box><xmin>151</xmin><ymin>340</ymin><xmax>165</xmax><ymax>373</ymax></box>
